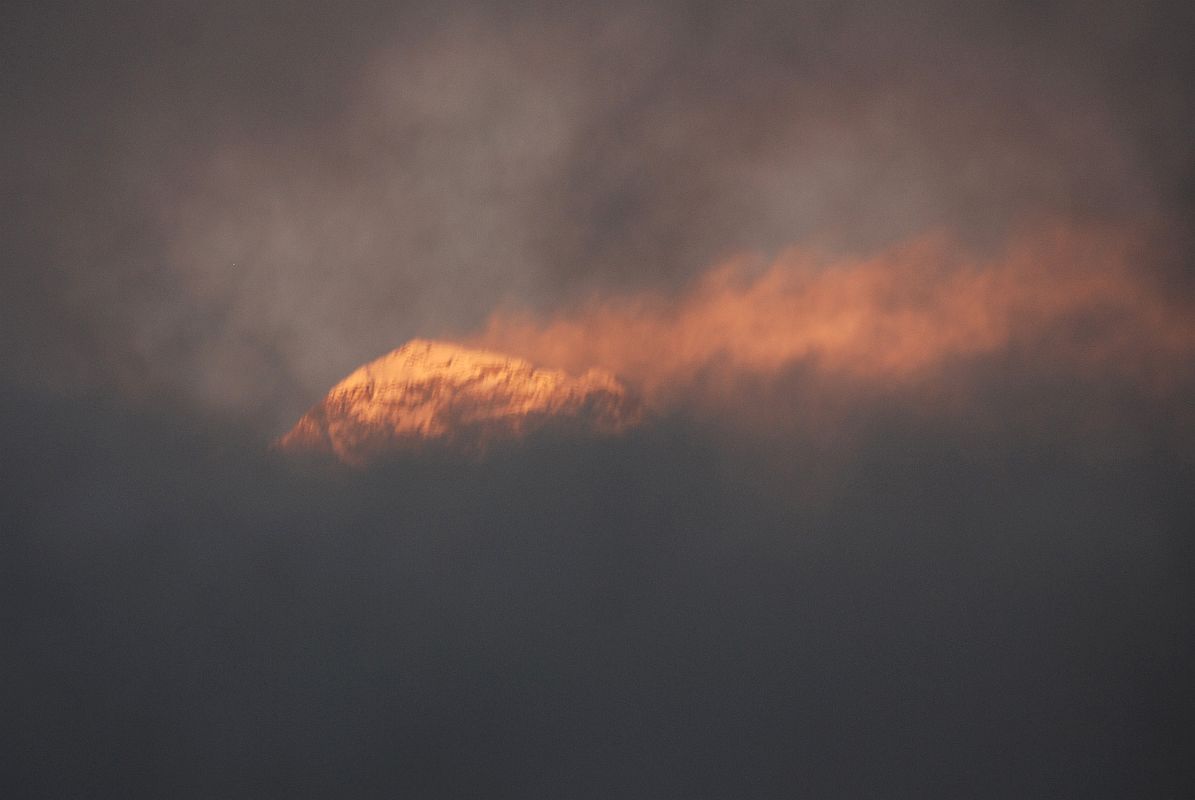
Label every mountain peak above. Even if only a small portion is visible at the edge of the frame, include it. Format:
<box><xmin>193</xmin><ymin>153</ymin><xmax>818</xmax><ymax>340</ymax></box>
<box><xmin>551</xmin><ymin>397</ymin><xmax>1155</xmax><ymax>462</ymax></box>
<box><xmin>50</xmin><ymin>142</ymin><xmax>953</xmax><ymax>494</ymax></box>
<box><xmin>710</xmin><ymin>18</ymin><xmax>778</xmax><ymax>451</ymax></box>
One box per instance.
<box><xmin>277</xmin><ymin>339</ymin><xmax>641</xmax><ymax>466</ymax></box>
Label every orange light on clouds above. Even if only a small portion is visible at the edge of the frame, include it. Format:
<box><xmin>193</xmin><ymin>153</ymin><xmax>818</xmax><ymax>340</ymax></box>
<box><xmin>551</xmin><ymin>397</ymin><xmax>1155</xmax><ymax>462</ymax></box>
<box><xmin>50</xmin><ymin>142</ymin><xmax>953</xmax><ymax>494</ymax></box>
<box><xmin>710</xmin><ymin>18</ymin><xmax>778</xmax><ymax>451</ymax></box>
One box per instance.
<box><xmin>472</xmin><ymin>223</ymin><xmax>1194</xmax><ymax>408</ymax></box>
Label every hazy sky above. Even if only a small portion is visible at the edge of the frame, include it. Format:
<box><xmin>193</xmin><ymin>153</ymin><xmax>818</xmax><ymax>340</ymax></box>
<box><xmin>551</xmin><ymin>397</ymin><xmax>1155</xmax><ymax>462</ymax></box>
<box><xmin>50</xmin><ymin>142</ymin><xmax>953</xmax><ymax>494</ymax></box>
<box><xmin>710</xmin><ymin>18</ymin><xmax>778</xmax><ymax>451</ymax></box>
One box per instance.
<box><xmin>2</xmin><ymin>2</ymin><xmax>1193</xmax><ymax>797</ymax></box>
<box><xmin>4</xmin><ymin>0</ymin><xmax>1194</xmax><ymax>427</ymax></box>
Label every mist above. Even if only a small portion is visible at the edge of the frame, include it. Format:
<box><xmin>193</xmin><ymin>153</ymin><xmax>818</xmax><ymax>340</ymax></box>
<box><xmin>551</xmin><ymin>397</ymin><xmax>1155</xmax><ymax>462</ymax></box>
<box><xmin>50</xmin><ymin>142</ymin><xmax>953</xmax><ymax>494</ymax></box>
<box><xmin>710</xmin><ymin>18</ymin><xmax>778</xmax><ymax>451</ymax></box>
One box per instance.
<box><xmin>3</xmin><ymin>379</ymin><xmax>1192</xmax><ymax>797</ymax></box>
<box><xmin>5</xmin><ymin>1</ymin><xmax>1194</xmax><ymax>429</ymax></box>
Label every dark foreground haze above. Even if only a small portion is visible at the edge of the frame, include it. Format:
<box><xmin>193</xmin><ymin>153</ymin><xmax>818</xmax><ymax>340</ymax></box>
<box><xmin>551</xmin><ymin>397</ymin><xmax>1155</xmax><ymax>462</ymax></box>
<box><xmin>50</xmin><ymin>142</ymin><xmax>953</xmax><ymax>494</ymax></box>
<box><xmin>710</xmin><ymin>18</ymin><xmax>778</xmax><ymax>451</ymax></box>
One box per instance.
<box><xmin>3</xmin><ymin>376</ymin><xmax>1192</xmax><ymax>797</ymax></box>
<box><xmin>3</xmin><ymin>0</ymin><xmax>1194</xmax><ymax>797</ymax></box>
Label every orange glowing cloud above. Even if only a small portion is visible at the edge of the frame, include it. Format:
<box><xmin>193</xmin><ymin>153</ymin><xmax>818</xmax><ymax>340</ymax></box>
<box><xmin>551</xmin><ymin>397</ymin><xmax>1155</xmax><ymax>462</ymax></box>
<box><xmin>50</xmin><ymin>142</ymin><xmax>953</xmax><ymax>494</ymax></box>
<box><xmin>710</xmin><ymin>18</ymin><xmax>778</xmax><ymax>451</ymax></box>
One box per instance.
<box><xmin>471</xmin><ymin>224</ymin><xmax>1194</xmax><ymax>408</ymax></box>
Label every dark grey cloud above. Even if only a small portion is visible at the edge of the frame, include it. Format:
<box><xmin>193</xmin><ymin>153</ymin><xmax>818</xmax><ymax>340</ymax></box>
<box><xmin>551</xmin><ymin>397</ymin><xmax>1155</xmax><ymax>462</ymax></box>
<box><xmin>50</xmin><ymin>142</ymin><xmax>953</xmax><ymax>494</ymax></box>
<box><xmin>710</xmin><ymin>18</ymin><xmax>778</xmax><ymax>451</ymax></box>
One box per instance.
<box><xmin>1</xmin><ymin>370</ymin><xmax>1192</xmax><ymax>797</ymax></box>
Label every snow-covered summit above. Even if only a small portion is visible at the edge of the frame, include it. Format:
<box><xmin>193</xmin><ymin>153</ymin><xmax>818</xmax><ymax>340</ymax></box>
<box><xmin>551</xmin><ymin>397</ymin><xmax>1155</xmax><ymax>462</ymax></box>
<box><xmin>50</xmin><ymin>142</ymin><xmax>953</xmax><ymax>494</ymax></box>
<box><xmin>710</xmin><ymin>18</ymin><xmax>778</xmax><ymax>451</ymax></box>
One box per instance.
<box><xmin>277</xmin><ymin>339</ymin><xmax>640</xmax><ymax>466</ymax></box>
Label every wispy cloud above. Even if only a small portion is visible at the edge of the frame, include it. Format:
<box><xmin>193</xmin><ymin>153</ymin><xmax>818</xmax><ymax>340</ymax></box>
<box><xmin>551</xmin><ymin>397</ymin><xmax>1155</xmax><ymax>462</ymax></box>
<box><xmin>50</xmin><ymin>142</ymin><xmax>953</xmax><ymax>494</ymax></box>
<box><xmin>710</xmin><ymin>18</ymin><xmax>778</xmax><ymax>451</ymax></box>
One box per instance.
<box><xmin>474</xmin><ymin>223</ymin><xmax>1194</xmax><ymax>409</ymax></box>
